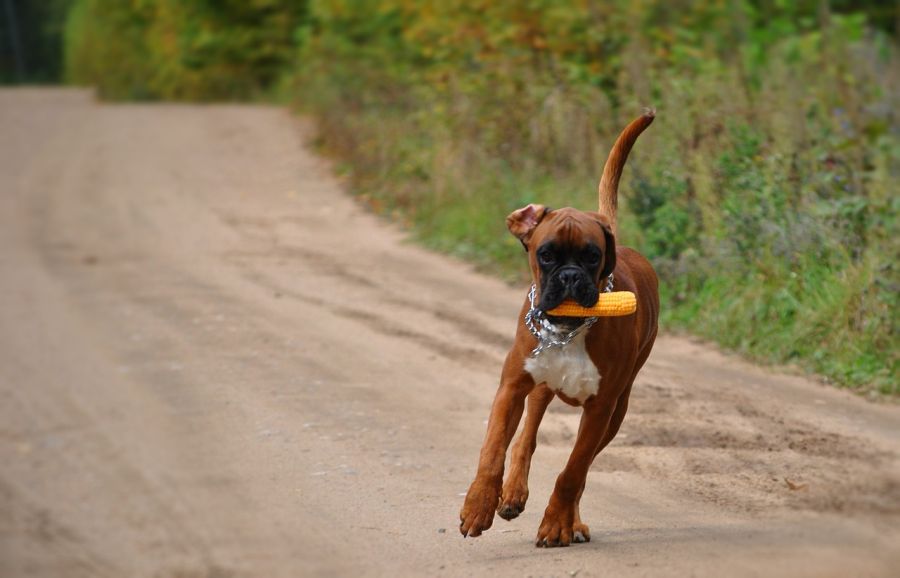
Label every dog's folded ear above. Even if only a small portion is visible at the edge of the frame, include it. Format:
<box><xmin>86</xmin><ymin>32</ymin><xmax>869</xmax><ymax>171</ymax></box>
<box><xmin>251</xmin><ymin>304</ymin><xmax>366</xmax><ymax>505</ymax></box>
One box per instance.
<box><xmin>506</xmin><ymin>204</ymin><xmax>549</xmax><ymax>245</ymax></box>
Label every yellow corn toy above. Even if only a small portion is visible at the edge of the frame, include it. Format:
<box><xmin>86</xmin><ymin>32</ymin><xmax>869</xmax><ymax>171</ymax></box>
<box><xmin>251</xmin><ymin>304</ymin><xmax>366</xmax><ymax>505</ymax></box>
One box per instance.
<box><xmin>547</xmin><ymin>291</ymin><xmax>637</xmax><ymax>317</ymax></box>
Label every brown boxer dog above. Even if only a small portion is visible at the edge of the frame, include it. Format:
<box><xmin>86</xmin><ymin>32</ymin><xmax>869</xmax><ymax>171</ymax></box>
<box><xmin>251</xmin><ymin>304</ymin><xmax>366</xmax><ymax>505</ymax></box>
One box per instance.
<box><xmin>459</xmin><ymin>111</ymin><xmax>659</xmax><ymax>547</ymax></box>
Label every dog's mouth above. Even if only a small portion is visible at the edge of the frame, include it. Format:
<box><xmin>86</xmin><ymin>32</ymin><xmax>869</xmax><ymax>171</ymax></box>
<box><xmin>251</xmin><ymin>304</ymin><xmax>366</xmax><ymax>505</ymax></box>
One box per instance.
<box><xmin>541</xmin><ymin>314</ymin><xmax>586</xmax><ymax>331</ymax></box>
<box><xmin>538</xmin><ymin>267</ymin><xmax>599</xmax><ymax>313</ymax></box>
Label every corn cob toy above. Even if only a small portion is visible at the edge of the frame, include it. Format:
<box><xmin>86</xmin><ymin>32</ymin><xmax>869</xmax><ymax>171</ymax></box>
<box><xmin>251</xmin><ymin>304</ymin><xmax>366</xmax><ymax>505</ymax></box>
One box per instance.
<box><xmin>547</xmin><ymin>291</ymin><xmax>636</xmax><ymax>317</ymax></box>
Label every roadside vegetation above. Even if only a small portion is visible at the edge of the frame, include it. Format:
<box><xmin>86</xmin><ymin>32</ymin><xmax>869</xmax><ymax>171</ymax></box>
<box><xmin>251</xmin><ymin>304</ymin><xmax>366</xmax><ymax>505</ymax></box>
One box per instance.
<box><xmin>62</xmin><ymin>0</ymin><xmax>304</xmax><ymax>100</ymax></box>
<box><xmin>38</xmin><ymin>1</ymin><xmax>900</xmax><ymax>395</ymax></box>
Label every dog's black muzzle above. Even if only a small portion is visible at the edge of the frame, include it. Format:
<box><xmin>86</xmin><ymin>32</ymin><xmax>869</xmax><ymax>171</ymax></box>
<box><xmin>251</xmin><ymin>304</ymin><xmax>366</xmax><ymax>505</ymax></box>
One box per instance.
<box><xmin>538</xmin><ymin>265</ymin><xmax>600</xmax><ymax>313</ymax></box>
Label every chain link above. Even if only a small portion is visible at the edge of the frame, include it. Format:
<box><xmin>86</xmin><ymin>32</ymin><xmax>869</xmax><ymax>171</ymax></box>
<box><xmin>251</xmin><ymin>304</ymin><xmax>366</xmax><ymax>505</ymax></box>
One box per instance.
<box><xmin>524</xmin><ymin>273</ymin><xmax>614</xmax><ymax>358</ymax></box>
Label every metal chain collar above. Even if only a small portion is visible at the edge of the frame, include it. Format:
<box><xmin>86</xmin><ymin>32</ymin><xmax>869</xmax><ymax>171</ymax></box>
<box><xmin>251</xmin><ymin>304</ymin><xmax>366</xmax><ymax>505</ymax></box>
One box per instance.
<box><xmin>524</xmin><ymin>273</ymin><xmax>614</xmax><ymax>358</ymax></box>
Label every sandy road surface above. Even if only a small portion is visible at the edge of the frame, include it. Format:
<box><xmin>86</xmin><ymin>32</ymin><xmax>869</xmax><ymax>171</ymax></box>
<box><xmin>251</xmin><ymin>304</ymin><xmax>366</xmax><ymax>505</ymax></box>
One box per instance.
<box><xmin>1</xmin><ymin>89</ymin><xmax>898</xmax><ymax>577</ymax></box>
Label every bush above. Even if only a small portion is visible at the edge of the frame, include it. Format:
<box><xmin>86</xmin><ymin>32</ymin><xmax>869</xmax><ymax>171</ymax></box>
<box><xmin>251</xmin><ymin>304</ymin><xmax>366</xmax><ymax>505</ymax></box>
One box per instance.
<box><xmin>59</xmin><ymin>0</ymin><xmax>898</xmax><ymax>395</ymax></box>
<box><xmin>64</xmin><ymin>0</ymin><xmax>307</xmax><ymax>100</ymax></box>
<box><xmin>293</xmin><ymin>1</ymin><xmax>898</xmax><ymax>395</ymax></box>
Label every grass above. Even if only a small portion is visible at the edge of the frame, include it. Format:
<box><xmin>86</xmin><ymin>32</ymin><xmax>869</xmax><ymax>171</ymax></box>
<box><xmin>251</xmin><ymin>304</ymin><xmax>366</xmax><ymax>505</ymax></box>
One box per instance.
<box><xmin>58</xmin><ymin>0</ymin><xmax>899</xmax><ymax>396</ymax></box>
<box><xmin>291</xmin><ymin>4</ymin><xmax>898</xmax><ymax>397</ymax></box>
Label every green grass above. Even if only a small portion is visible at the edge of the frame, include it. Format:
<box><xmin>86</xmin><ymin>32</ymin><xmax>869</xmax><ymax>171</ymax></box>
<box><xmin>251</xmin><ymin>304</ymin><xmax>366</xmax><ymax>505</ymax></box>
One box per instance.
<box><xmin>290</xmin><ymin>2</ymin><xmax>898</xmax><ymax>397</ymax></box>
<box><xmin>63</xmin><ymin>0</ymin><xmax>305</xmax><ymax>101</ymax></box>
<box><xmin>59</xmin><ymin>0</ymin><xmax>899</xmax><ymax>396</ymax></box>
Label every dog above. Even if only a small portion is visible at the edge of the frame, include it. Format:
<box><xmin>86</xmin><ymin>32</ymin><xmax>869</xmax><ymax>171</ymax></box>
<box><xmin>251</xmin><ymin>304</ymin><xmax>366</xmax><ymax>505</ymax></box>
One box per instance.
<box><xmin>459</xmin><ymin>111</ymin><xmax>659</xmax><ymax>547</ymax></box>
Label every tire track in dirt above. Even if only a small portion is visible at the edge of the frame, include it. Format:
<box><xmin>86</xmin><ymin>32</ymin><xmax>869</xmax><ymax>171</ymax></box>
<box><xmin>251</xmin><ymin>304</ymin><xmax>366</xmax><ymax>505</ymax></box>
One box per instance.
<box><xmin>2</xmin><ymin>89</ymin><xmax>898</xmax><ymax>578</ymax></box>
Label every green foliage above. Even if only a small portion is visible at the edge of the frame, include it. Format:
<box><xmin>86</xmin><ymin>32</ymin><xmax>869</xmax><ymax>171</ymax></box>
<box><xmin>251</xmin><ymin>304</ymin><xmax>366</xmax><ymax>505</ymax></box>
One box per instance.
<box><xmin>63</xmin><ymin>0</ymin><xmax>307</xmax><ymax>100</ymax></box>
<box><xmin>294</xmin><ymin>0</ymin><xmax>899</xmax><ymax>396</ymax></box>
<box><xmin>57</xmin><ymin>0</ymin><xmax>898</xmax><ymax>395</ymax></box>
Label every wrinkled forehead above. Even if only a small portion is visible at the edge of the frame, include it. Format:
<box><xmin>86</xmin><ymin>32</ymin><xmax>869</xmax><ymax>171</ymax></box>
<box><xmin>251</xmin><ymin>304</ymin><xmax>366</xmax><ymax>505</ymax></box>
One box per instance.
<box><xmin>532</xmin><ymin>209</ymin><xmax>605</xmax><ymax>248</ymax></box>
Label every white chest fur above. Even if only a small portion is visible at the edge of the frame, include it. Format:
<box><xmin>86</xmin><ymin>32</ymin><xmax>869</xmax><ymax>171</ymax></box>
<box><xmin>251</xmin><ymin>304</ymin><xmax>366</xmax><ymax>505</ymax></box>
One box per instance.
<box><xmin>523</xmin><ymin>330</ymin><xmax>600</xmax><ymax>403</ymax></box>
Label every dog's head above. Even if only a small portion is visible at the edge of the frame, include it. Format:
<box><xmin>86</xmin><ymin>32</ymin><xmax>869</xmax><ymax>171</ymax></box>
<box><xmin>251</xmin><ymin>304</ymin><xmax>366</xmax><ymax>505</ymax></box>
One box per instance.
<box><xmin>507</xmin><ymin>204</ymin><xmax>616</xmax><ymax>317</ymax></box>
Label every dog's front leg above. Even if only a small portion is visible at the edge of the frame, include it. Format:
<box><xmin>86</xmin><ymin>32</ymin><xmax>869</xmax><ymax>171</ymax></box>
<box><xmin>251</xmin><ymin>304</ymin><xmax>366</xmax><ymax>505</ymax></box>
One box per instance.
<box><xmin>535</xmin><ymin>394</ymin><xmax>618</xmax><ymax>547</ymax></box>
<box><xmin>498</xmin><ymin>383</ymin><xmax>554</xmax><ymax>521</ymax></box>
<box><xmin>460</xmin><ymin>358</ymin><xmax>533</xmax><ymax>537</ymax></box>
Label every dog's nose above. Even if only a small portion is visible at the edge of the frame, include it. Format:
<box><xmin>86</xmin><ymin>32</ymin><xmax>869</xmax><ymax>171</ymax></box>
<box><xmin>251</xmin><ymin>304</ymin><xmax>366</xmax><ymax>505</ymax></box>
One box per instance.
<box><xmin>558</xmin><ymin>268</ymin><xmax>581</xmax><ymax>287</ymax></box>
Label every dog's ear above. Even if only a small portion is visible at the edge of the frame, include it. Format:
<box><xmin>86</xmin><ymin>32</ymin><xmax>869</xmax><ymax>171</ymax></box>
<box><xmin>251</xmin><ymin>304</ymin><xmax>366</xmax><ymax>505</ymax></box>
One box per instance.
<box><xmin>506</xmin><ymin>204</ymin><xmax>549</xmax><ymax>245</ymax></box>
<box><xmin>595</xmin><ymin>215</ymin><xmax>617</xmax><ymax>279</ymax></box>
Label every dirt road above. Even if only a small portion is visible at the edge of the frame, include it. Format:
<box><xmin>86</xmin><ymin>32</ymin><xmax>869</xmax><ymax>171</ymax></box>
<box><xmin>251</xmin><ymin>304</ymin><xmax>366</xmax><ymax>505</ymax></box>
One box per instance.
<box><xmin>1</xmin><ymin>89</ymin><xmax>898</xmax><ymax>577</ymax></box>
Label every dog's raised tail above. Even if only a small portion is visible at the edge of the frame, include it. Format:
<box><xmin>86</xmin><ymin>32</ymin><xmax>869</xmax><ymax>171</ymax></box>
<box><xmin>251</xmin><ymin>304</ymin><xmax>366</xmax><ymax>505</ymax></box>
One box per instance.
<box><xmin>598</xmin><ymin>108</ymin><xmax>655</xmax><ymax>236</ymax></box>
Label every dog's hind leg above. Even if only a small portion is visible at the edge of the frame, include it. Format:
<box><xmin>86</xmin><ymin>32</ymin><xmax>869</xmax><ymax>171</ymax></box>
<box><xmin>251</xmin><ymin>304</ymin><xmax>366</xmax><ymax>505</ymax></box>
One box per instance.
<box><xmin>594</xmin><ymin>382</ymin><xmax>634</xmax><ymax>457</ymax></box>
<box><xmin>498</xmin><ymin>384</ymin><xmax>554</xmax><ymax>521</ymax></box>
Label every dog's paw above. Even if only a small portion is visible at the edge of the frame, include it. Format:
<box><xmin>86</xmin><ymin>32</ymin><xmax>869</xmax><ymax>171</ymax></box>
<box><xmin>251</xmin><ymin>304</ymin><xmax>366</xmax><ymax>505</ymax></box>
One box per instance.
<box><xmin>534</xmin><ymin>504</ymin><xmax>577</xmax><ymax>547</ymax></box>
<box><xmin>459</xmin><ymin>482</ymin><xmax>500</xmax><ymax>538</ymax></box>
<box><xmin>573</xmin><ymin>521</ymin><xmax>591</xmax><ymax>543</ymax></box>
<box><xmin>497</xmin><ymin>483</ymin><xmax>529</xmax><ymax>521</ymax></box>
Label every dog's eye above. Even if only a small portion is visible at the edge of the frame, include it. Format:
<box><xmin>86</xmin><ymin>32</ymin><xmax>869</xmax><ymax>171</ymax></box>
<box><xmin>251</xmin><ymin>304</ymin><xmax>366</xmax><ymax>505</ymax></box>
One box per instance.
<box><xmin>584</xmin><ymin>249</ymin><xmax>601</xmax><ymax>266</ymax></box>
<box><xmin>538</xmin><ymin>251</ymin><xmax>556</xmax><ymax>266</ymax></box>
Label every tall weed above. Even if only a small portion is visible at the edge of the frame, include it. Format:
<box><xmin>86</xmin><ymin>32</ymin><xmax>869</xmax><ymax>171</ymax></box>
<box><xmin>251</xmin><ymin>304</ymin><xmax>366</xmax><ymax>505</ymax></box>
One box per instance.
<box><xmin>64</xmin><ymin>0</ymin><xmax>305</xmax><ymax>100</ymax></box>
<box><xmin>293</xmin><ymin>1</ymin><xmax>898</xmax><ymax>395</ymax></box>
<box><xmin>60</xmin><ymin>0</ymin><xmax>898</xmax><ymax>394</ymax></box>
